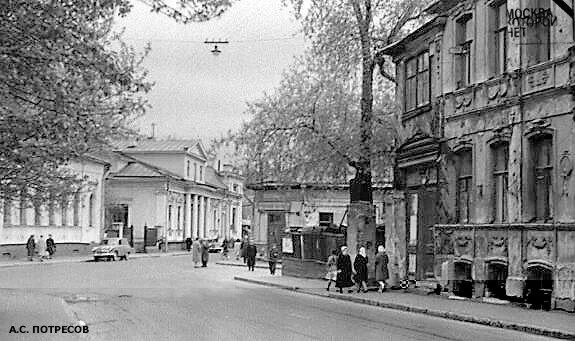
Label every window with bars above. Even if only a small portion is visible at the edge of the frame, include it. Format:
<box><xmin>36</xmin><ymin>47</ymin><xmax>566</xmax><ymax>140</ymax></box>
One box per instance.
<box><xmin>405</xmin><ymin>51</ymin><xmax>430</xmax><ymax>111</ymax></box>
<box><xmin>456</xmin><ymin>149</ymin><xmax>473</xmax><ymax>223</ymax></box>
<box><xmin>492</xmin><ymin>143</ymin><xmax>509</xmax><ymax>222</ymax></box>
<box><xmin>490</xmin><ymin>0</ymin><xmax>507</xmax><ymax>75</ymax></box>
<box><xmin>532</xmin><ymin>135</ymin><xmax>553</xmax><ymax>221</ymax></box>
<box><xmin>455</xmin><ymin>15</ymin><xmax>473</xmax><ymax>88</ymax></box>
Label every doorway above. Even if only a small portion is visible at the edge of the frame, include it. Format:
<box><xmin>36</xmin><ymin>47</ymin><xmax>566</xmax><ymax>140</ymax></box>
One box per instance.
<box><xmin>406</xmin><ymin>190</ymin><xmax>437</xmax><ymax>280</ymax></box>
<box><xmin>453</xmin><ymin>261</ymin><xmax>473</xmax><ymax>298</ymax></box>
<box><xmin>525</xmin><ymin>265</ymin><xmax>553</xmax><ymax>310</ymax></box>
<box><xmin>486</xmin><ymin>262</ymin><xmax>508</xmax><ymax>299</ymax></box>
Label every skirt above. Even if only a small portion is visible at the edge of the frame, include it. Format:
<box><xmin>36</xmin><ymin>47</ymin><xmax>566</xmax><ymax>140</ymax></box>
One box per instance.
<box><xmin>325</xmin><ymin>270</ymin><xmax>337</xmax><ymax>281</ymax></box>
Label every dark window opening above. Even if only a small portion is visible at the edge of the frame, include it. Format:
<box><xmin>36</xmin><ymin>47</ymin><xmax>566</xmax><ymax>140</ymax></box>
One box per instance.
<box><xmin>456</xmin><ymin>149</ymin><xmax>473</xmax><ymax>223</ymax></box>
<box><xmin>319</xmin><ymin>212</ymin><xmax>334</xmax><ymax>227</ymax></box>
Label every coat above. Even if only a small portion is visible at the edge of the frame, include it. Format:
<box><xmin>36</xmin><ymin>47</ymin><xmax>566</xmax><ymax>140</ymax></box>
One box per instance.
<box><xmin>353</xmin><ymin>254</ymin><xmax>368</xmax><ymax>283</ymax></box>
<box><xmin>26</xmin><ymin>237</ymin><xmax>35</xmax><ymax>257</ymax></box>
<box><xmin>37</xmin><ymin>237</ymin><xmax>47</xmax><ymax>257</ymax></box>
<box><xmin>375</xmin><ymin>252</ymin><xmax>389</xmax><ymax>281</ymax></box>
<box><xmin>335</xmin><ymin>254</ymin><xmax>354</xmax><ymax>288</ymax></box>
<box><xmin>201</xmin><ymin>242</ymin><xmax>209</xmax><ymax>263</ymax></box>
<box><xmin>192</xmin><ymin>240</ymin><xmax>202</xmax><ymax>263</ymax></box>
<box><xmin>46</xmin><ymin>238</ymin><xmax>56</xmax><ymax>255</ymax></box>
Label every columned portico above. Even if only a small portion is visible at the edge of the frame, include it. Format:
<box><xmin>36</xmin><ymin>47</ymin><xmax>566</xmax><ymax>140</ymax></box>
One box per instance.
<box><xmin>192</xmin><ymin>194</ymin><xmax>198</xmax><ymax>239</ymax></box>
<box><xmin>184</xmin><ymin>193</ymin><xmax>191</xmax><ymax>239</ymax></box>
<box><xmin>198</xmin><ymin>195</ymin><xmax>205</xmax><ymax>238</ymax></box>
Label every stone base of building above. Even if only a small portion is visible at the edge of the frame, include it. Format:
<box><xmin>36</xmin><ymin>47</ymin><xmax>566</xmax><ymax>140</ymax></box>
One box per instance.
<box><xmin>0</xmin><ymin>243</ymin><xmax>94</xmax><ymax>260</ymax></box>
<box><xmin>282</xmin><ymin>257</ymin><xmax>326</xmax><ymax>279</ymax></box>
<box><xmin>555</xmin><ymin>298</ymin><xmax>575</xmax><ymax>312</ymax></box>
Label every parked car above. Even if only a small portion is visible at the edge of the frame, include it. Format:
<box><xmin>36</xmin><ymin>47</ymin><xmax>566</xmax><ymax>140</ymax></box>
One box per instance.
<box><xmin>208</xmin><ymin>239</ymin><xmax>222</xmax><ymax>253</ymax></box>
<box><xmin>92</xmin><ymin>238</ymin><xmax>133</xmax><ymax>261</ymax></box>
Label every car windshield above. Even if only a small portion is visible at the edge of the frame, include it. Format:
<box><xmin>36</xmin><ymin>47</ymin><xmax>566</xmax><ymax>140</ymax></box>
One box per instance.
<box><xmin>100</xmin><ymin>239</ymin><xmax>118</xmax><ymax>245</ymax></box>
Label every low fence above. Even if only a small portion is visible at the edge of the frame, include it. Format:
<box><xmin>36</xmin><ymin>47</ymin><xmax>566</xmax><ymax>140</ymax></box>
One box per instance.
<box><xmin>282</xmin><ymin>230</ymin><xmax>345</xmax><ymax>279</ymax></box>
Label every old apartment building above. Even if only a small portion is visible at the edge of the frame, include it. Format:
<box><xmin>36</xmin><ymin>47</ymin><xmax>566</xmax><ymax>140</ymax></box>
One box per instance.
<box><xmin>384</xmin><ymin>0</ymin><xmax>575</xmax><ymax>310</ymax></box>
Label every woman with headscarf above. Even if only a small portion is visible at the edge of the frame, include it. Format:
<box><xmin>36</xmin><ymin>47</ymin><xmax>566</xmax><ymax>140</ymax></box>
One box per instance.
<box><xmin>201</xmin><ymin>239</ymin><xmax>210</xmax><ymax>267</ymax></box>
<box><xmin>26</xmin><ymin>235</ymin><xmax>35</xmax><ymax>261</ymax></box>
<box><xmin>335</xmin><ymin>246</ymin><xmax>354</xmax><ymax>293</ymax></box>
<box><xmin>354</xmin><ymin>246</ymin><xmax>369</xmax><ymax>293</ymax></box>
<box><xmin>375</xmin><ymin>245</ymin><xmax>390</xmax><ymax>293</ymax></box>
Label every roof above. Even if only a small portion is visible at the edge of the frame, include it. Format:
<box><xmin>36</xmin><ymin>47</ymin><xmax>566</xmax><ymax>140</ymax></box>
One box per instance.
<box><xmin>119</xmin><ymin>139</ymin><xmax>208</xmax><ymax>160</ymax></box>
<box><xmin>381</xmin><ymin>15</ymin><xmax>446</xmax><ymax>56</ymax></box>
<box><xmin>109</xmin><ymin>152</ymin><xmax>185</xmax><ymax>180</ymax></box>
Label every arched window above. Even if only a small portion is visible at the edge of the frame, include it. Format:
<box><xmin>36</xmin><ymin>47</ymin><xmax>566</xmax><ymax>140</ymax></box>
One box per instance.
<box><xmin>73</xmin><ymin>191</ymin><xmax>81</xmax><ymax>226</ymax></box>
<box><xmin>89</xmin><ymin>193</ymin><xmax>96</xmax><ymax>227</ymax></box>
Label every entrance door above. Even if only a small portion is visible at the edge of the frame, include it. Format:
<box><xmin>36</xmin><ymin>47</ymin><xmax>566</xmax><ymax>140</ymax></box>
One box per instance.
<box><xmin>406</xmin><ymin>190</ymin><xmax>437</xmax><ymax>280</ymax></box>
<box><xmin>526</xmin><ymin>266</ymin><xmax>553</xmax><ymax>310</ymax></box>
<box><xmin>267</xmin><ymin>212</ymin><xmax>285</xmax><ymax>254</ymax></box>
<box><xmin>105</xmin><ymin>204</ymin><xmax>129</xmax><ymax>238</ymax></box>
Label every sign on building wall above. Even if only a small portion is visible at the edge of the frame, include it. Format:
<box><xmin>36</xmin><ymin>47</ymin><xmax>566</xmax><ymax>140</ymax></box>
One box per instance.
<box><xmin>282</xmin><ymin>236</ymin><xmax>293</xmax><ymax>254</ymax></box>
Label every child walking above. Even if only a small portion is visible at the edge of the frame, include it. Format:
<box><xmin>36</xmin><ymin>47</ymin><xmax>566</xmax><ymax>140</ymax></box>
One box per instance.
<box><xmin>325</xmin><ymin>249</ymin><xmax>338</xmax><ymax>291</ymax></box>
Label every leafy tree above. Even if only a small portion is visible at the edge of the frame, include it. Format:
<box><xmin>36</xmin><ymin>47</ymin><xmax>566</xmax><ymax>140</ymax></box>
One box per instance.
<box><xmin>238</xmin><ymin>0</ymin><xmax>428</xmax><ymax>201</ymax></box>
<box><xmin>0</xmin><ymin>0</ymin><xmax>232</xmax><ymax>202</ymax></box>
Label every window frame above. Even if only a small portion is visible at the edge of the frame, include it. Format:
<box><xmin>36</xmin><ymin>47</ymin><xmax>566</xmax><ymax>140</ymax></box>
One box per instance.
<box><xmin>491</xmin><ymin>142</ymin><xmax>509</xmax><ymax>223</ymax></box>
<box><xmin>455</xmin><ymin>148</ymin><xmax>473</xmax><ymax>223</ymax></box>
<box><xmin>490</xmin><ymin>0</ymin><xmax>507</xmax><ymax>76</ymax></box>
<box><xmin>531</xmin><ymin>134</ymin><xmax>553</xmax><ymax>221</ymax></box>
<box><xmin>404</xmin><ymin>51</ymin><xmax>430</xmax><ymax>112</ymax></box>
<box><xmin>455</xmin><ymin>14</ymin><xmax>473</xmax><ymax>88</ymax></box>
<box><xmin>318</xmin><ymin>212</ymin><xmax>334</xmax><ymax>227</ymax></box>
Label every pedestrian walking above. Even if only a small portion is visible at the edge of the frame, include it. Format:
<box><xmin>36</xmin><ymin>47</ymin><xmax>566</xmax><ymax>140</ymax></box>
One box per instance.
<box><xmin>268</xmin><ymin>243</ymin><xmax>280</xmax><ymax>275</ymax></box>
<box><xmin>335</xmin><ymin>246</ymin><xmax>354</xmax><ymax>293</ymax></box>
<box><xmin>201</xmin><ymin>239</ymin><xmax>210</xmax><ymax>267</ymax></box>
<box><xmin>192</xmin><ymin>238</ymin><xmax>201</xmax><ymax>267</ymax></box>
<box><xmin>246</xmin><ymin>239</ymin><xmax>257</xmax><ymax>271</ymax></box>
<box><xmin>354</xmin><ymin>246</ymin><xmax>369</xmax><ymax>293</ymax></box>
<box><xmin>37</xmin><ymin>235</ymin><xmax>48</xmax><ymax>261</ymax></box>
<box><xmin>240</xmin><ymin>237</ymin><xmax>248</xmax><ymax>264</ymax></box>
<box><xmin>26</xmin><ymin>235</ymin><xmax>35</xmax><ymax>261</ymax></box>
<box><xmin>375</xmin><ymin>245</ymin><xmax>389</xmax><ymax>293</ymax></box>
<box><xmin>222</xmin><ymin>239</ymin><xmax>229</xmax><ymax>260</ymax></box>
<box><xmin>325</xmin><ymin>249</ymin><xmax>338</xmax><ymax>291</ymax></box>
<box><xmin>46</xmin><ymin>234</ymin><xmax>56</xmax><ymax>259</ymax></box>
<box><xmin>234</xmin><ymin>238</ymin><xmax>241</xmax><ymax>260</ymax></box>
<box><xmin>185</xmin><ymin>237</ymin><xmax>192</xmax><ymax>252</ymax></box>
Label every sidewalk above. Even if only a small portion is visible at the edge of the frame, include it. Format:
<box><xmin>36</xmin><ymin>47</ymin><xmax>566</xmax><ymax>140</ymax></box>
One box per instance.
<box><xmin>216</xmin><ymin>258</ymin><xmax>282</xmax><ymax>270</ymax></box>
<box><xmin>0</xmin><ymin>250</ymin><xmax>191</xmax><ymax>269</ymax></box>
<box><xmin>234</xmin><ymin>272</ymin><xmax>575</xmax><ymax>340</ymax></box>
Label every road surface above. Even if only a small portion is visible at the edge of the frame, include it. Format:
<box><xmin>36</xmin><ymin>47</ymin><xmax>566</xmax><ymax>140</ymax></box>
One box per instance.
<box><xmin>0</xmin><ymin>255</ymin><xmax>556</xmax><ymax>341</ymax></box>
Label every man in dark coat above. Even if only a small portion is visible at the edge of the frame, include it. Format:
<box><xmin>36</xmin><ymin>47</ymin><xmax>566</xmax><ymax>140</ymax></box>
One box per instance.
<box><xmin>268</xmin><ymin>243</ymin><xmax>280</xmax><ymax>275</ymax></box>
<box><xmin>245</xmin><ymin>239</ymin><xmax>257</xmax><ymax>271</ymax></box>
<box><xmin>354</xmin><ymin>247</ymin><xmax>369</xmax><ymax>293</ymax></box>
<box><xmin>375</xmin><ymin>245</ymin><xmax>390</xmax><ymax>292</ymax></box>
<box><xmin>46</xmin><ymin>234</ymin><xmax>56</xmax><ymax>259</ymax></box>
<box><xmin>201</xmin><ymin>240</ymin><xmax>210</xmax><ymax>267</ymax></box>
<box><xmin>26</xmin><ymin>235</ymin><xmax>35</xmax><ymax>261</ymax></box>
<box><xmin>335</xmin><ymin>246</ymin><xmax>354</xmax><ymax>293</ymax></box>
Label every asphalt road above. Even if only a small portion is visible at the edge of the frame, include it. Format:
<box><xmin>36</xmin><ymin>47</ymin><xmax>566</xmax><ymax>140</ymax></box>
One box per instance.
<box><xmin>0</xmin><ymin>255</ymin><xmax>557</xmax><ymax>341</ymax></box>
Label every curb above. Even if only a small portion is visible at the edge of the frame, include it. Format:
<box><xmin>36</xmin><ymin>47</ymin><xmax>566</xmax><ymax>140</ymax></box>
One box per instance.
<box><xmin>234</xmin><ymin>276</ymin><xmax>575</xmax><ymax>340</ymax></box>
<box><xmin>0</xmin><ymin>252</ymin><xmax>191</xmax><ymax>269</ymax></box>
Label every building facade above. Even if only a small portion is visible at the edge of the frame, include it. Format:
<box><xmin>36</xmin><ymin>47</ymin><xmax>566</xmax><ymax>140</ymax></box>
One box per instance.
<box><xmin>0</xmin><ymin>157</ymin><xmax>108</xmax><ymax>258</ymax></box>
<box><xmin>385</xmin><ymin>0</ymin><xmax>575</xmax><ymax>310</ymax></box>
<box><xmin>105</xmin><ymin>140</ymin><xmax>243</xmax><ymax>250</ymax></box>
<box><xmin>247</xmin><ymin>183</ymin><xmax>406</xmax><ymax>284</ymax></box>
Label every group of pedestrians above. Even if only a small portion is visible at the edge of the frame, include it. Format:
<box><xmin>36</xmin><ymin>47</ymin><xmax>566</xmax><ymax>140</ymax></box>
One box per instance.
<box><xmin>326</xmin><ymin>244</ymin><xmax>389</xmax><ymax>294</ymax></box>
<box><xmin>25</xmin><ymin>234</ymin><xmax>56</xmax><ymax>261</ymax></box>
<box><xmin>191</xmin><ymin>238</ymin><xmax>210</xmax><ymax>268</ymax></box>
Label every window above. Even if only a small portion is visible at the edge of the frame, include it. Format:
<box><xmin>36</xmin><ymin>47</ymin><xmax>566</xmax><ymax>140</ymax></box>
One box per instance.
<box><xmin>456</xmin><ymin>149</ymin><xmax>473</xmax><ymax>223</ymax></box>
<box><xmin>525</xmin><ymin>0</ymin><xmax>551</xmax><ymax>66</ymax></box>
<box><xmin>194</xmin><ymin>163</ymin><xmax>197</xmax><ymax>181</ymax></box>
<box><xmin>61</xmin><ymin>197</ymin><xmax>67</xmax><ymax>226</ymax></box>
<box><xmin>19</xmin><ymin>194</ymin><xmax>26</xmax><ymax>226</ymax></box>
<box><xmin>319</xmin><ymin>212</ymin><xmax>334</xmax><ymax>227</ymax></box>
<box><xmin>232</xmin><ymin>207</ymin><xmax>237</xmax><ymax>227</ymax></box>
<box><xmin>48</xmin><ymin>193</ymin><xmax>55</xmax><ymax>226</ymax></box>
<box><xmin>218</xmin><ymin>160</ymin><xmax>221</xmax><ymax>172</ymax></box>
<box><xmin>232</xmin><ymin>184</ymin><xmax>238</xmax><ymax>192</ymax></box>
<box><xmin>490</xmin><ymin>1</ymin><xmax>507</xmax><ymax>75</ymax></box>
<box><xmin>88</xmin><ymin>194</ymin><xmax>95</xmax><ymax>227</ymax></box>
<box><xmin>177</xmin><ymin>206</ymin><xmax>182</xmax><ymax>230</ymax></box>
<box><xmin>168</xmin><ymin>205</ymin><xmax>173</xmax><ymax>228</ymax></box>
<box><xmin>492</xmin><ymin>143</ymin><xmax>509</xmax><ymax>222</ymax></box>
<box><xmin>532</xmin><ymin>135</ymin><xmax>553</xmax><ymax>220</ymax></box>
<box><xmin>455</xmin><ymin>14</ymin><xmax>473</xmax><ymax>88</ymax></box>
<box><xmin>34</xmin><ymin>201</ymin><xmax>41</xmax><ymax>226</ymax></box>
<box><xmin>405</xmin><ymin>51</ymin><xmax>430</xmax><ymax>111</ymax></box>
<box><xmin>3</xmin><ymin>200</ymin><xmax>11</xmax><ymax>226</ymax></box>
<box><xmin>199</xmin><ymin>166</ymin><xmax>203</xmax><ymax>181</ymax></box>
<box><xmin>186</xmin><ymin>160</ymin><xmax>191</xmax><ymax>177</ymax></box>
<box><xmin>73</xmin><ymin>191</ymin><xmax>80</xmax><ymax>226</ymax></box>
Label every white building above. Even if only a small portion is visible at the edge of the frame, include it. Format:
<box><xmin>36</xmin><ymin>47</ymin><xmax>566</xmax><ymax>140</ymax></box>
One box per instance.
<box><xmin>0</xmin><ymin>156</ymin><xmax>108</xmax><ymax>258</ymax></box>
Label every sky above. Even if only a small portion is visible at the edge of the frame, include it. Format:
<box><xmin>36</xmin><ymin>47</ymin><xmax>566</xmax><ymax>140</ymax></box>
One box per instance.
<box><xmin>117</xmin><ymin>0</ymin><xmax>305</xmax><ymax>140</ymax></box>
